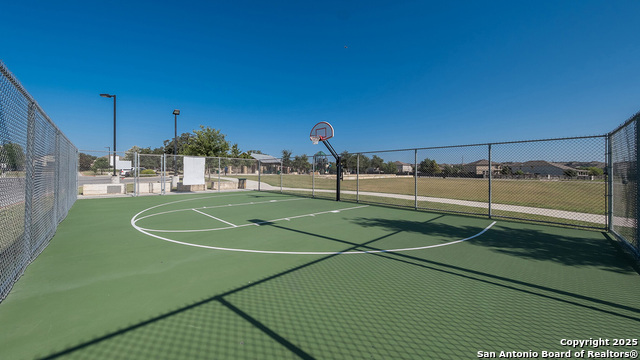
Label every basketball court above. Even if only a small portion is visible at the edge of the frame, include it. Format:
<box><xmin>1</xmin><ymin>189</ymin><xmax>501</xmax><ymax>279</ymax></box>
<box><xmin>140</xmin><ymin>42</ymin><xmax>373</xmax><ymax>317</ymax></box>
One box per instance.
<box><xmin>0</xmin><ymin>191</ymin><xmax>638</xmax><ymax>359</ymax></box>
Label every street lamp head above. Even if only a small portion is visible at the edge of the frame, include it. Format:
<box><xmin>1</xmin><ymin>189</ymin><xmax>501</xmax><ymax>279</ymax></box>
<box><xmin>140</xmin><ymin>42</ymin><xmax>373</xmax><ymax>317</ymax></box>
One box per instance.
<box><xmin>100</xmin><ymin>93</ymin><xmax>114</xmax><ymax>98</ymax></box>
<box><xmin>173</xmin><ymin>109</ymin><xmax>180</xmax><ymax>115</ymax></box>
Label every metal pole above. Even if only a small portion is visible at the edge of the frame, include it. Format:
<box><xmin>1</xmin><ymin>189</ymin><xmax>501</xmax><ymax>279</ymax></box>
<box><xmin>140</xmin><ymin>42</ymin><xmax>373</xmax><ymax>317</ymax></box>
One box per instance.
<box><xmin>280</xmin><ymin>159</ymin><xmax>283</xmax><ymax>193</ymax></box>
<box><xmin>607</xmin><ymin>135</ymin><xmax>613</xmax><ymax>231</ymax></box>
<box><xmin>113</xmin><ymin>95</ymin><xmax>117</xmax><ymax>177</ymax></box>
<box><xmin>258</xmin><ymin>160</ymin><xmax>261</xmax><ymax>191</ymax></box>
<box><xmin>53</xmin><ymin>130</ymin><xmax>60</xmax><ymax>227</ymax></box>
<box><xmin>312</xmin><ymin>155</ymin><xmax>315</xmax><ymax>198</ymax></box>
<box><xmin>24</xmin><ymin>101</ymin><xmax>36</xmax><ymax>259</ymax></box>
<box><xmin>218</xmin><ymin>157</ymin><xmax>221</xmax><ymax>193</ymax></box>
<box><xmin>162</xmin><ymin>153</ymin><xmax>166</xmax><ymax>195</ymax></box>
<box><xmin>356</xmin><ymin>154</ymin><xmax>360</xmax><ymax>203</ymax></box>
<box><xmin>636</xmin><ymin>118</ymin><xmax>640</xmax><ymax>250</ymax></box>
<box><xmin>134</xmin><ymin>152</ymin><xmax>138</xmax><ymax>196</ymax></box>
<box><xmin>415</xmin><ymin>149</ymin><xmax>418</xmax><ymax>210</ymax></box>
<box><xmin>174</xmin><ymin>114</ymin><xmax>177</xmax><ymax>176</ymax></box>
<box><xmin>488</xmin><ymin>144</ymin><xmax>492</xmax><ymax>218</ymax></box>
<box><xmin>336</xmin><ymin>155</ymin><xmax>341</xmax><ymax>201</ymax></box>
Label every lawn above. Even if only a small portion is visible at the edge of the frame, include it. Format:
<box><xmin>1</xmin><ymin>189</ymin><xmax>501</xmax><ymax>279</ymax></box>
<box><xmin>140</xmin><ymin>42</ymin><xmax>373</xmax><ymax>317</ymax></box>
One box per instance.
<box><xmin>231</xmin><ymin>174</ymin><xmax>605</xmax><ymax>215</ymax></box>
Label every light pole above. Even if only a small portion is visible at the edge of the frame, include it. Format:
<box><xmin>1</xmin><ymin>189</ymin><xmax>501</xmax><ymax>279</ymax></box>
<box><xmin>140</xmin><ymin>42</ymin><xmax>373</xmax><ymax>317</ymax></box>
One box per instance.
<box><xmin>173</xmin><ymin>109</ymin><xmax>180</xmax><ymax>176</ymax></box>
<box><xmin>100</xmin><ymin>93</ymin><xmax>116</xmax><ymax>177</ymax></box>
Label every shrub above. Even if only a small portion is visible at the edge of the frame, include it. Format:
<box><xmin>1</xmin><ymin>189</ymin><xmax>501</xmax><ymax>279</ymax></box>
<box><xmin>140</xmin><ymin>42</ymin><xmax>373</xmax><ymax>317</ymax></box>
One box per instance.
<box><xmin>141</xmin><ymin>169</ymin><xmax>155</xmax><ymax>175</ymax></box>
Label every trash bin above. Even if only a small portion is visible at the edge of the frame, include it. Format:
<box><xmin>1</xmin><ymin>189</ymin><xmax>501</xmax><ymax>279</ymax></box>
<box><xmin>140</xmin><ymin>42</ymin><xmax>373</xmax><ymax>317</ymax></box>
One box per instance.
<box><xmin>238</xmin><ymin>178</ymin><xmax>246</xmax><ymax>189</ymax></box>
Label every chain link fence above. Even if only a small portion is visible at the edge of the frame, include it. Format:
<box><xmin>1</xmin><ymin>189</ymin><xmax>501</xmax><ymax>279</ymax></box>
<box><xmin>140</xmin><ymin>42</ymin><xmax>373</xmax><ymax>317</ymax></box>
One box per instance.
<box><xmin>338</xmin><ymin>136</ymin><xmax>606</xmax><ymax>228</ymax></box>
<box><xmin>78</xmin><ymin>150</ymin><xmax>131</xmax><ymax>195</ymax></box>
<box><xmin>0</xmin><ymin>61</ymin><xmax>78</xmax><ymax>302</ymax></box>
<box><xmin>77</xmin><ymin>125</ymin><xmax>636</xmax><ymax>262</ymax></box>
<box><xmin>275</xmin><ymin>136</ymin><xmax>608</xmax><ymax>231</ymax></box>
<box><xmin>609</xmin><ymin>112</ymin><xmax>639</xmax><ymax>261</ymax></box>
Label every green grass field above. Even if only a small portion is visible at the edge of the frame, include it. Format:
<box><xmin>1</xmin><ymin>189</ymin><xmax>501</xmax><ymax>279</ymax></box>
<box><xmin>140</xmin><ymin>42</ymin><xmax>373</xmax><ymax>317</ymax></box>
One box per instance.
<box><xmin>0</xmin><ymin>191</ymin><xmax>637</xmax><ymax>359</ymax></box>
<box><xmin>232</xmin><ymin>174</ymin><xmax>605</xmax><ymax>214</ymax></box>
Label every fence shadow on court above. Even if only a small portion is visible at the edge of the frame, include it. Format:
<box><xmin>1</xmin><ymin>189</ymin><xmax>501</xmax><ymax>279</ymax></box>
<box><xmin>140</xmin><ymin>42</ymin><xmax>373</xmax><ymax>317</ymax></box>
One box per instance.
<box><xmin>39</xmin><ymin>215</ymin><xmax>639</xmax><ymax>359</ymax></box>
<box><xmin>351</xmin><ymin>216</ymin><xmax>637</xmax><ymax>273</ymax></box>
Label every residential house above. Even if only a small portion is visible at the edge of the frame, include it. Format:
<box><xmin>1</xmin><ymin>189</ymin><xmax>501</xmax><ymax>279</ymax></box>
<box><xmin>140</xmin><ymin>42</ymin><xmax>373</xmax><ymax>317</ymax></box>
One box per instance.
<box><xmin>461</xmin><ymin>159</ymin><xmax>502</xmax><ymax>176</ymax></box>
<box><xmin>394</xmin><ymin>161</ymin><xmax>413</xmax><ymax>174</ymax></box>
<box><xmin>512</xmin><ymin>160</ymin><xmax>588</xmax><ymax>178</ymax></box>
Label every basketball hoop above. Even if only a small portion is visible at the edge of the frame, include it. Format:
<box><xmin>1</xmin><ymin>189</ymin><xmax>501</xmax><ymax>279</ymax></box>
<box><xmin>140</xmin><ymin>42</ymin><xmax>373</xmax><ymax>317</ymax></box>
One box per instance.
<box><xmin>309</xmin><ymin>122</ymin><xmax>334</xmax><ymax>144</ymax></box>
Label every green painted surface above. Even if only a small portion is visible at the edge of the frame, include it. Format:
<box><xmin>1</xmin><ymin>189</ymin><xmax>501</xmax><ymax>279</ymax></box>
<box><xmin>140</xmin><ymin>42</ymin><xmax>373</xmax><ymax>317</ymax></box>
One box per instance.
<box><xmin>0</xmin><ymin>192</ymin><xmax>638</xmax><ymax>359</ymax></box>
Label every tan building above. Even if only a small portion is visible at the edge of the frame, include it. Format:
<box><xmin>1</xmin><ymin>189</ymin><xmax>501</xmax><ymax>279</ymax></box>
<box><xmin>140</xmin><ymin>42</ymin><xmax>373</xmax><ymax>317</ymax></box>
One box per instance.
<box><xmin>394</xmin><ymin>161</ymin><xmax>414</xmax><ymax>174</ymax></box>
<box><xmin>511</xmin><ymin>160</ymin><xmax>588</xmax><ymax>178</ymax></box>
<box><xmin>461</xmin><ymin>159</ymin><xmax>502</xmax><ymax>176</ymax></box>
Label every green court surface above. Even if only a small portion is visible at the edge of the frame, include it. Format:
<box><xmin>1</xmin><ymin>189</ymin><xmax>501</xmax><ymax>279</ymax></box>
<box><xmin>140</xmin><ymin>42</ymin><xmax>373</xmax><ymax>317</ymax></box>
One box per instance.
<box><xmin>0</xmin><ymin>192</ymin><xmax>638</xmax><ymax>359</ymax></box>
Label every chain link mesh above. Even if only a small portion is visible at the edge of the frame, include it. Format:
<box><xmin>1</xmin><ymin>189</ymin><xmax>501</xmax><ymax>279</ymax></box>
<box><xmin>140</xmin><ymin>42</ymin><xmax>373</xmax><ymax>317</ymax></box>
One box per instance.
<box><xmin>335</xmin><ymin>136</ymin><xmax>607</xmax><ymax>229</ymax></box>
<box><xmin>0</xmin><ymin>61</ymin><xmax>78</xmax><ymax>302</ymax></box>
<box><xmin>609</xmin><ymin>113</ymin><xmax>639</xmax><ymax>259</ymax></box>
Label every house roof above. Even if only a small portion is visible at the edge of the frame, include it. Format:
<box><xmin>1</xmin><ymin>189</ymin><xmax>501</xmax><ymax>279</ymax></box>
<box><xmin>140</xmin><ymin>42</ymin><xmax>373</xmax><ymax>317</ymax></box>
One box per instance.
<box><xmin>465</xmin><ymin>159</ymin><xmax>489</xmax><ymax>166</ymax></box>
<box><xmin>520</xmin><ymin>160</ymin><xmax>574</xmax><ymax>170</ymax></box>
<box><xmin>464</xmin><ymin>159</ymin><xmax>501</xmax><ymax>166</ymax></box>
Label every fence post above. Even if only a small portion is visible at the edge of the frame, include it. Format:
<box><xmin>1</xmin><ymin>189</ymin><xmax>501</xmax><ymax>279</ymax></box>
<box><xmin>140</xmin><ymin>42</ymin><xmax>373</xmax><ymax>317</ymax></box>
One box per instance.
<box><xmin>136</xmin><ymin>152</ymin><xmax>140</xmax><ymax>196</ymax></box>
<box><xmin>53</xmin><ymin>130</ymin><xmax>60</xmax><ymax>228</ymax></box>
<box><xmin>607</xmin><ymin>135</ymin><xmax>613</xmax><ymax>231</ymax></box>
<box><xmin>357</xmin><ymin>154</ymin><xmax>360</xmax><ymax>203</ymax></box>
<box><xmin>312</xmin><ymin>155</ymin><xmax>315</xmax><ymax>198</ymax></box>
<box><xmin>280</xmin><ymin>159</ymin><xmax>283</xmax><ymax>193</ymax></box>
<box><xmin>636</xmin><ymin>118</ymin><xmax>640</xmax><ymax>252</ymax></box>
<box><xmin>162</xmin><ymin>153</ymin><xmax>166</xmax><ymax>195</ymax></box>
<box><xmin>414</xmin><ymin>149</ymin><xmax>418</xmax><ymax>210</ymax></box>
<box><xmin>23</xmin><ymin>101</ymin><xmax>36</xmax><ymax>260</ymax></box>
<box><xmin>258</xmin><ymin>160</ymin><xmax>261</xmax><ymax>191</ymax></box>
<box><xmin>488</xmin><ymin>144</ymin><xmax>492</xmax><ymax>218</ymax></box>
<box><xmin>217</xmin><ymin>157</ymin><xmax>221</xmax><ymax>193</ymax></box>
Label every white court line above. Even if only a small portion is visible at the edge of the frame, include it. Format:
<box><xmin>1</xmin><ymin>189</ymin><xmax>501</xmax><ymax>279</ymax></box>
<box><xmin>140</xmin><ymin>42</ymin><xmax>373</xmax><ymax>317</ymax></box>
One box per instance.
<box><xmin>135</xmin><ymin>197</ymin><xmax>305</xmax><ymax>222</ymax></box>
<box><xmin>130</xmin><ymin>194</ymin><xmax>498</xmax><ymax>255</ymax></box>
<box><xmin>131</xmin><ymin>214</ymin><xmax>496</xmax><ymax>255</ymax></box>
<box><xmin>192</xmin><ymin>209</ymin><xmax>237</xmax><ymax>227</ymax></box>
<box><xmin>136</xmin><ymin>205</ymin><xmax>370</xmax><ymax>233</ymax></box>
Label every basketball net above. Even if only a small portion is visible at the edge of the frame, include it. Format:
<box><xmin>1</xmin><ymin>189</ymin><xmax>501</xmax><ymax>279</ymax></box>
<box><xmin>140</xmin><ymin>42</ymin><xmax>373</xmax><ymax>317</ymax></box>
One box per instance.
<box><xmin>310</xmin><ymin>136</ymin><xmax>320</xmax><ymax>145</ymax></box>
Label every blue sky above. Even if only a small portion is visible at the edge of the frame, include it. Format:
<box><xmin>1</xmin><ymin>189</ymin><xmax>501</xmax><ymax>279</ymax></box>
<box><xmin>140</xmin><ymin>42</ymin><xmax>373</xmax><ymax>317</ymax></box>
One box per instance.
<box><xmin>2</xmin><ymin>0</ymin><xmax>639</xmax><ymax>160</ymax></box>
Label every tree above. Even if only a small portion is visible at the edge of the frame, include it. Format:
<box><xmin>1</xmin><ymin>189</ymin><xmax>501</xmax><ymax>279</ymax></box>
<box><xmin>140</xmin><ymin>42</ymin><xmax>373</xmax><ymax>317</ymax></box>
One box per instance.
<box><xmin>91</xmin><ymin>157</ymin><xmax>110</xmax><ymax>175</ymax></box>
<box><xmin>281</xmin><ymin>150</ymin><xmax>292</xmax><ymax>173</ymax></box>
<box><xmin>357</xmin><ymin>154</ymin><xmax>371</xmax><ymax>173</ymax></box>
<box><xmin>418</xmin><ymin>158</ymin><xmax>441</xmax><ymax>175</ymax></box>
<box><xmin>183</xmin><ymin>125</ymin><xmax>231</xmax><ymax>157</ymax></box>
<box><xmin>1</xmin><ymin>142</ymin><xmax>25</xmax><ymax>171</ymax></box>
<box><xmin>442</xmin><ymin>164</ymin><xmax>456</xmax><ymax>177</ymax></box>
<box><xmin>124</xmin><ymin>146</ymin><xmax>142</xmax><ymax>161</ymax></box>
<box><xmin>563</xmin><ymin>169</ymin><xmax>578</xmax><ymax>178</ymax></box>
<box><xmin>163</xmin><ymin>132</ymin><xmax>194</xmax><ymax>155</ymax></box>
<box><xmin>78</xmin><ymin>152</ymin><xmax>96</xmax><ymax>171</ymax></box>
<box><xmin>292</xmin><ymin>154</ymin><xmax>311</xmax><ymax>174</ymax></box>
<box><xmin>371</xmin><ymin>155</ymin><xmax>384</xmax><ymax>172</ymax></box>
<box><xmin>340</xmin><ymin>151</ymin><xmax>355</xmax><ymax>173</ymax></box>
<box><xmin>230</xmin><ymin>144</ymin><xmax>242</xmax><ymax>158</ymax></box>
<box><xmin>585</xmin><ymin>167</ymin><xmax>603</xmax><ymax>176</ymax></box>
<box><xmin>381</xmin><ymin>161</ymin><xmax>398</xmax><ymax>174</ymax></box>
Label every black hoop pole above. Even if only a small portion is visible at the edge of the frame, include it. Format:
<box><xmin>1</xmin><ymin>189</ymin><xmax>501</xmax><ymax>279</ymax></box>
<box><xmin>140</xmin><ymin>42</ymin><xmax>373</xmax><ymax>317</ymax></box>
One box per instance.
<box><xmin>322</xmin><ymin>139</ymin><xmax>341</xmax><ymax>201</ymax></box>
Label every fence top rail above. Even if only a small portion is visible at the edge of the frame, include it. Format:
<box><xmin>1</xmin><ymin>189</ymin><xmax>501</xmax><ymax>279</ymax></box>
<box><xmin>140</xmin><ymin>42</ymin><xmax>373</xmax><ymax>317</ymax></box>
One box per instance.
<box><xmin>352</xmin><ymin>134</ymin><xmax>607</xmax><ymax>155</ymax></box>
<box><xmin>0</xmin><ymin>60</ymin><xmax>75</xmax><ymax>148</ymax></box>
<box><xmin>609</xmin><ymin>110</ymin><xmax>640</xmax><ymax>136</ymax></box>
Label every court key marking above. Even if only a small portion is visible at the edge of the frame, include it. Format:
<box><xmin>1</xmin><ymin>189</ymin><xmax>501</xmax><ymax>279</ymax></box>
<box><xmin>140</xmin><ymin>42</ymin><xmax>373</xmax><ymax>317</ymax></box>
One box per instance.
<box><xmin>131</xmin><ymin>195</ymin><xmax>497</xmax><ymax>255</ymax></box>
